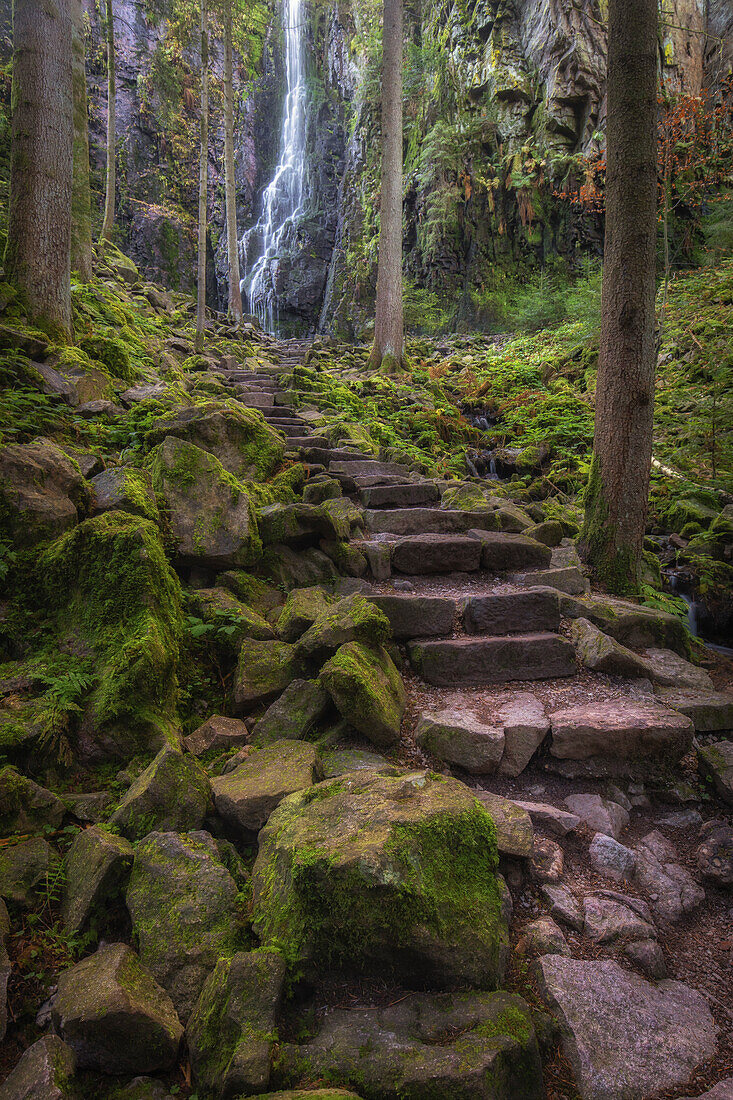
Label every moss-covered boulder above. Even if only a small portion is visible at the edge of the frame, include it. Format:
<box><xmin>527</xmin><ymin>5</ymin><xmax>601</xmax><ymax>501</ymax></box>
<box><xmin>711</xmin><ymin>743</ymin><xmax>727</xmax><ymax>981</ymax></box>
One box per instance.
<box><xmin>294</xmin><ymin>595</ymin><xmax>391</xmax><ymax>667</ymax></box>
<box><xmin>211</xmin><ymin>740</ymin><xmax>322</xmax><ymax>834</ymax></box>
<box><xmin>217</xmin><ymin>572</ymin><xmax>284</xmax><ymax>616</ymax></box>
<box><xmin>0</xmin><ymin>1036</ymin><xmax>79</xmax><ymax>1100</ymax></box>
<box><xmin>440</xmin><ymin>483</ymin><xmax>490</xmax><ymax>511</ymax></box>
<box><xmin>187</xmin><ymin>588</ymin><xmax>275</xmax><ymax>652</ymax></box>
<box><xmin>151</xmin><ymin>437</ymin><xmax>261</xmax><ymax>569</ymax></box>
<box><xmin>251</xmin><ymin>769</ymin><xmax>510</xmax><ymax>988</ymax></box>
<box><xmin>144</xmin><ymin>403</ymin><xmax>285</xmax><ymax>480</ymax></box>
<box><xmin>0</xmin><ymin>837</ymin><xmax>60</xmax><ymax>908</ymax></box>
<box><xmin>319</xmin><ymin>643</ymin><xmax>405</xmax><ymax>749</ymax></box>
<box><xmin>39</xmin><ymin>512</ymin><xmax>183</xmax><ymax>757</ymax></box>
<box><xmin>0</xmin><ymin>440</ymin><xmax>91</xmax><ymax>547</ymax></box>
<box><xmin>252</xmin><ymin>680</ymin><xmax>331</xmax><ymax>745</ymax></box>
<box><xmin>697</xmin><ymin>740</ymin><xmax>733</xmax><ymax>806</ymax></box>
<box><xmin>90</xmin><ymin>468</ymin><xmax>159</xmax><ymax>522</ymax></box>
<box><xmin>186</xmin><ymin>949</ymin><xmax>286</xmax><ymax>1099</ymax></box>
<box><xmin>126</xmin><ymin>831</ymin><xmax>241</xmax><ymax>1022</ymax></box>
<box><xmin>0</xmin><ymin>766</ymin><xmax>65</xmax><ymax>834</ymax></box>
<box><xmin>109</xmin><ymin>745</ymin><xmax>211</xmax><ymax>840</ymax></box>
<box><xmin>61</xmin><ymin>825</ymin><xmax>134</xmax><ymax>935</ymax></box>
<box><xmin>52</xmin><ymin>943</ymin><xmax>183</xmax><ymax>1074</ymax></box>
<box><xmin>276</xmin><ymin>588</ymin><xmax>335</xmax><ymax>642</ymax></box>
<box><xmin>234</xmin><ymin>639</ymin><xmax>298</xmax><ymax>710</ymax></box>
<box><xmin>263</xmin><ymin>546</ymin><xmax>339</xmax><ymax>590</ymax></box>
<box><xmin>559</xmin><ymin>594</ymin><xmax>691</xmax><ymax>657</ymax></box>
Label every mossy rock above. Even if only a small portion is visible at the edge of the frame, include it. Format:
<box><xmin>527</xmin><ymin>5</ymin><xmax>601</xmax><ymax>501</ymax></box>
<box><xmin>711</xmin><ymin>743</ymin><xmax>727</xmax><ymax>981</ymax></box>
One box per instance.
<box><xmin>319</xmin><ymin>539</ymin><xmax>368</xmax><ymax>577</ymax></box>
<box><xmin>0</xmin><ymin>836</ymin><xmax>60</xmax><ymax>909</ymax></box>
<box><xmin>211</xmin><ymin>740</ymin><xmax>322</xmax><ymax>833</ymax></box>
<box><xmin>251</xmin><ymin>768</ymin><xmax>510</xmax><ymax>988</ymax></box>
<box><xmin>109</xmin><ymin>745</ymin><xmax>211</xmax><ymax>840</ymax></box>
<box><xmin>252</xmin><ymin>680</ymin><xmax>332</xmax><ymax>745</ymax></box>
<box><xmin>144</xmin><ymin>402</ymin><xmax>285</xmax><ymax>480</ymax></box>
<box><xmin>234</xmin><ymin>639</ymin><xmax>299</xmax><ymax>710</ymax></box>
<box><xmin>61</xmin><ymin>825</ymin><xmax>134</xmax><ymax>936</ymax></box>
<box><xmin>319</xmin><ymin>642</ymin><xmax>405</xmax><ymax>749</ymax></box>
<box><xmin>262</xmin><ymin>546</ymin><xmax>339</xmax><ymax>590</ymax></box>
<box><xmin>294</xmin><ymin>595</ymin><xmax>392</xmax><ymax>668</ymax></box>
<box><xmin>440</xmin><ymin>483</ymin><xmax>489</xmax><ymax>511</ymax></box>
<box><xmin>276</xmin><ymin>587</ymin><xmax>336</xmax><ymax>642</ymax></box>
<box><xmin>186</xmin><ymin>587</ymin><xmax>275</xmax><ymax>652</ymax></box>
<box><xmin>217</xmin><ymin>571</ymin><xmax>284</xmax><ymax>616</ymax></box>
<box><xmin>0</xmin><ymin>440</ymin><xmax>92</xmax><ymax>547</ymax></box>
<box><xmin>90</xmin><ymin>467</ymin><xmax>159</xmax><ymax>523</ymax></box>
<box><xmin>0</xmin><ymin>765</ymin><xmax>65</xmax><ymax>835</ymax></box>
<box><xmin>0</xmin><ymin>1036</ymin><xmax>80</xmax><ymax>1099</ymax></box>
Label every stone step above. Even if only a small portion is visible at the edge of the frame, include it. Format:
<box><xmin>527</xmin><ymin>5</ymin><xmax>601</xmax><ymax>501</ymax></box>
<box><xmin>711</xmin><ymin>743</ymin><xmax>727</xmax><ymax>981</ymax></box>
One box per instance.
<box><xmin>366</xmin><ymin>508</ymin><xmax>498</xmax><ymax>536</ymax></box>
<box><xmin>281</xmin><ymin>435</ymin><xmax>324</xmax><ymax>448</ymax></box>
<box><xmin>391</xmin><ymin>534</ymin><xmax>484</xmax><ymax>575</ymax></box>
<box><xmin>237</xmin><ymin>392</ymin><xmax>275</xmax><ymax>408</ymax></box>
<box><xmin>330</xmin><ymin>459</ymin><xmax>412</xmax><ymax>478</ymax></box>
<box><xmin>511</xmin><ymin>566</ymin><xmax>589</xmax><ymax>596</ymax></box>
<box><xmin>259</xmin><ymin>406</ymin><xmax>299</xmax><ymax>420</ymax></box>
<box><xmin>270</xmin><ymin>422</ymin><xmax>311</xmax><ymax>437</ymax></box>
<box><xmin>353</xmin><ymin>474</ymin><xmax>415</xmax><ymax>489</ymax></box>
<box><xmin>462</xmin><ymin>589</ymin><xmax>561</xmax><ymax>635</ymax></box>
<box><xmin>367</xmin><ymin>594</ymin><xmax>457</xmax><ymax>638</ymax></box>
<box><xmin>359</xmin><ymin>482</ymin><xmax>440</xmax><ymax>508</ymax></box>
<box><xmin>408</xmin><ymin>633</ymin><xmax>577</xmax><ymax>686</ymax></box>
<box><xmin>468</xmin><ymin>531</ymin><xmax>552</xmax><ymax>572</ymax></box>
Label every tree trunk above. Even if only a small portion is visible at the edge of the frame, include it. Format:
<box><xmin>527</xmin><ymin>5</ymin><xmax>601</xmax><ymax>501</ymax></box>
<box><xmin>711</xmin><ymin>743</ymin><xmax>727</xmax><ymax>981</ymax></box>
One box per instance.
<box><xmin>4</xmin><ymin>0</ymin><xmax>74</xmax><ymax>339</ymax></box>
<box><xmin>195</xmin><ymin>0</ymin><xmax>209</xmax><ymax>354</ymax></box>
<box><xmin>580</xmin><ymin>0</ymin><xmax>658</xmax><ymax>595</ymax></box>
<box><xmin>223</xmin><ymin>0</ymin><xmax>243</xmax><ymax>323</ymax></box>
<box><xmin>99</xmin><ymin>0</ymin><xmax>116</xmax><ymax>245</ymax></box>
<box><xmin>369</xmin><ymin>0</ymin><xmax>403</xmax><ymax>373</ymax></box>
<box><xmin>71</xmin><ymin>0</ymin><xmax>92</xmax><ymax>281</ymax></box>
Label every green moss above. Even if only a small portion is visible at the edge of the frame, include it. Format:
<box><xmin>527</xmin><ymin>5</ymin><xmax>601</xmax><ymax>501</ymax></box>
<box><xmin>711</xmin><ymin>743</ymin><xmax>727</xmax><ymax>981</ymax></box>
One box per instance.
<box><xmin>79</xmin><ymin>333</ymin><xmax>137</xmax><ymax>383</ymax></box>
<box><xmin>579</xmin><ymin>453</ymin><xmax>641</xmax><ymax>596</ymax></box>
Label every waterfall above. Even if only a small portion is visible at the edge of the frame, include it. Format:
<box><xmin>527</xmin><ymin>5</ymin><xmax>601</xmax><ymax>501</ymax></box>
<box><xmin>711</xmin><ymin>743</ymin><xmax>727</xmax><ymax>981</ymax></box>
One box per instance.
<box><xmin>241</xmin><ymin>0</ymin><xmax>307</xmax><ymax>333</ymax></box>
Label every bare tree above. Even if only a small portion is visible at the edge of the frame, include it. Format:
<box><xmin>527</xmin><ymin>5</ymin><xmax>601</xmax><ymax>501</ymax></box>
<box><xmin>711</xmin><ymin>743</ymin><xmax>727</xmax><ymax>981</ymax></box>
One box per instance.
<box><xmin>71</xmin><ymin>0</ymin><xmax>93</xmax><ymax>281</ymax></box>
<box><xmin>223</xmin><ymin>0</ymin><xmax>243</xmax><ymax>322</ymax></box>
<box><xmin>195</xmin><ymin>0</ymin><xmax>210</xmax><ymax>353</ymax></box>
<box><xmin>4</xmin><ymin>0</ymin><xmax>74</xmax><ymax>338</ymax></box>
<box><xmin>580</xmin><ymin>0</ymin><xmax>659</xmax><ymax>595</ymax></box>
<box><xmin>369</xmin><ymin>0</ymin><xmax>404</xmax><ymax>373</ymax></box>
<box><xmin>99</xmin><ymin>0</ymin><xmax>116</xmax><ymax>246</ymax></box>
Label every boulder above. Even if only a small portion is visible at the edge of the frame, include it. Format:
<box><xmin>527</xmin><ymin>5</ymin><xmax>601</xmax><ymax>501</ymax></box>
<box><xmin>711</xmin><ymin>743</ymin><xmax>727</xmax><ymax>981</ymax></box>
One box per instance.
<box><xmin>0</xmin><ymin>766</ymin><xmax>65</xmax><ymax>834</ymax></box>
<box><xmin>126</xmin><ymin>831</ymin><xmax>241</xmax><ymax>1021</ymax></box>
<box><xmin>474</xmin><ymin>791</ymin><xmax>534</xmax><ymax>858</ymax></box>
<box><xmin>264</xmin><ymin>545</ymin><xmax>338</xmax><ymax>590</ymax></box>
<box><xmin>0</xmin><ymin>1036</ymin><xmax>79</xmax><ymax>1099</ymax></box>
<box><xmin>109</xmin><ymin>745</ymin><xmax>211</xmax><ymax>840</ymax></box>
<box><xmin>655</xmin><ymin>687</ymin><xmax>733</xmax><ymax>732</ymax></box>
<box><xmin>588</xmin><ymin>834</ymin><xmax>636</xmax><ymax>881</ymax></box>
<box><xmin>0</xmin><ymin>837</ymin><xmax>59</xmax><ymax>908</ymax></box>
<box><xmin>623</xmin><ymin>938</ymin><xmax>668</xmax><ymax>980</ymax></box>
<box><xmin>274</xmin><ymin>991</ymin><xmax>543</xmax><ymax>1099</ymax></box>
<box><xmin>322</xmin><ymin>748</ymin><xmax>391</xmax><ymax>777</ymax></box>
<box><xmin>184</xmin><ymin>715</ymin><xmax>251</xmax><ymax>756</ymax></box>
<box><xmin>320</xmin><ymin>642</ymin><xmax>406</xmax><ymax>749</ymax></box>
<box><xmin>642</xmin><ymin>648</ymin><xmax>714</xmax><ymax>691</ymax></box>
<box><xmin>512</xmin><ymin>567</ymin><xmax>589</xmax><ymax>595</ymax></box>
<box><xmin>151</xmin><ymin>437</ymin><xmax>260</xmax><ymax>568</ymax></box>
<box><xmin>112</xmin><ymin>1078</ymin><xmax>176</xmax><ymax>1099</ymax></box>
<box><xmin>252</xmin><ymin>680</ymin><xmax>331</xmax><ymax>745</ymax></box>
<box><xmin>559</xmin><ymin>594</ymin><xmax>691</xmax><ymax>656</ymax></box>
<box><xmin>144</xmin><ymin>403</ymin><xmax>285</xmax><ymax>479</ymax></box>
<box><xmin>523</xmin><ymin>521</ymin><xmax>564</xmax><ymax>547</ymax></box>
<box><xmin>695</xmin><ymin>820</ymin><xmax>733</xmax><ymax>887</ymax></box>
<box><xmin>187</xmin><ymin>588</ymin><xmax>275</xmax><ymax>648</ymax></box>
<box><xmin>258</xmin><ymin>503</ymin><xmax>355</xmax><ymax>547</ymax></box>
<box><xmin>276</xmin><ymin>587</ymin><xmax>335</xmax><ymax>641</ymax></box>
<box><xmin>541</xmin><ymin>883</ymin><xmax>584</xmax><ymax>930</ymax></box>
<box><xmin>513</xmin><ymin>801</ymin><xmax>580</xmax><ymax>837</ymax></box>
<box><xmin>440</xmin><ymin>482</ymin><xmax>490</xmax><ymax>510</ymax></box>
<box><xmin>416</xmin><ymin>708</ymin><xmax>505</xmax><ymax>774</ymax></box>
<box><xmin>571</xmin><ymin>619</ymin><xmax>654</xmax><ymax>678</ymax></box>
<box><xmin>515</xmin><ymin>917</ymin><xmax>569</xmax><ymax>957</ymax></box>
<box><xmin>495</xmin><ymin>693</ymin><xmax>550</xmax><ymax>777</ymax></box>
<box><xmin>52</xmin><ymin>943</ymin><xmax>183</xmax><ymax>1074</ymax></box>
<box><xmin>535</xmin><ymin>956</ymin><xmax>717</xmax><ymax>1100</ymax></box>
<box><xmin>293</xmin><ymin>594</ymin><xmax>391</xmax><ymax>666</ymax></box>
<box><xmin>697</xmin><ymin>741</ymin><xmax>733</xmax><ymax>806</ymax></box>
<box><xmin>633</xmin><ymin>830</ymin><xmax>705</xmax><ymax>922</ymax></box>
<box><xmin>563</xmin><ymin>794</ymin><xmax>629</xmax><ymax>839</ymax></box>
<box><xmin>0</xmin><ymin>440</ymin><xmax>90</xmax><ymax>546</ymax></box>
<box><xmin>234</xmin><ymin>639</ymin><xmax>298</xmax><ymax>709</ymax></box>
<box><xmin>90</xmin><ymin>467</ymin><xmax>158</xmax><ymax>521</ymax></box>
<box><xmin>61</xmin><ymin>825</ymin><xmax>134</xmax><ymax>934</ymax></box>
<box><xmin>252</xmin><ymin>769</ymin><xmax>510</xmax><ymax>988</ymax></box>
<box><xmin>530</xmin><ymin>836</ymin><xmax>564</xmax><ymax>883</ymax></box>
<box><xmin>211</xmin><ymin>740</ymin><xmax>321</xmax><ymax>833</ymax></box>
<box><xmin>582</xmin><ymin>895</ymin><xmax>656</xmax><ymax>943</ymax></box>
<box><xmin>187</xmin><ymin>949</ymin><xmax>286</xmax><ymax>1099</ymax></box>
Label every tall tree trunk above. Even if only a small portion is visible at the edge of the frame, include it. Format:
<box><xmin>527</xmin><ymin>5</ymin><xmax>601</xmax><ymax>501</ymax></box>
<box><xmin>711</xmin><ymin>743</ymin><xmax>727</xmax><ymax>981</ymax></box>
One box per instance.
<box><xmin>580</xmin><ymin>0</ymin><xmax>658</xmax><ymax>595</ymax></box>
<box><xmin>99</xmin><ymin>0</ymin><xmax>116</xmax><ymax>246</ymax></box>
<box><xmin>71</xmin><ymin>0</ymin><xmax>92</xmax><ymax>281</ymax></box>
<box><xmin>195</xmin><ymin>0</ymin><xmax>209</xmax><ymax>354</ymax></box>
<box><xmin>369</xmin><ymin>0</ymin><xmax>403</xmax><ymax>373</ymax></box>
<box><xmin>223</xmin><ymin>0</ymin><xmax>243</xmax><ymax>323</ymax></box>
<box><xmin>4</xmin><ymin>0</ymin><xmax>74</xmax><ymax>339</ymax></box>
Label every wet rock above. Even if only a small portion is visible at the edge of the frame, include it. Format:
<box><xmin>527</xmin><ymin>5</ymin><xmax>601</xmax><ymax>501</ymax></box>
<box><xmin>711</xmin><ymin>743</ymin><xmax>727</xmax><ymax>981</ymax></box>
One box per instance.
<box><xmin>540</xmin><ymin>883</ymin><xmax>584</xmax><ymax>930</ymax></box>
<box><xmin>582</xmin><ymin>895</ymin><xmax>656</xmax><ymax>943</ymax></box>
<box><xmin>0</xmin><ymin>440</ymin><xmax>91</xmax><ymax>546</ymax></box>
<box><xmin>126</xmin><ymin>831</ymin><xmax>241</xmax><ymax>1022</ymax></box>
<box><xmin>0</xmin><ymin>837</ymin><xmax>59</xmax><ymax>908</ymax></box>
<box><xmin>0</xmin><ymin>766</ymin><xmax>65</xmax><ymax>834</ymax></box>
<box><xmin>234</xmin><ymin>638</ymin><xmax>298</xmax><ymax>709</ymax></box>
<box><xmin>515</xmin><ymin>916</ymin><xmax>570</xmax><ymax>956</ymax></box>
<box><xmin>633</xmin><ymin>830</ymin><xmax>706</xmax><ymax>922</ymax></box>
<box><xmin>109</xmin><ymin>745</ymin><xmax>211</xmax><ymax>840</ymax></box>
<box><xmin>513</xmin><ymin>800</ymin><xmax>580</xmax><ymax>837</ymax></box>
<box><xmin>184</xmin><ymin>715</ymin><xmax>251</xmax><ymax>756</ymax></box>
<box><xmin>52</xmin><ymin>943</ymin><xmax>182</xmax><ymax>1074</ymax></box>
<box><xmin>61</xmin><ymin>825</ymin><xmax>134</xmax><ymax>934</ymax></box>
<box><xmin>697</xmin><ymin>740</ymin><xmax>733</xmax><ymax>806</ymax></box>
<box><xmin>563</xmin><ymin>793</ymin><xmax>629</xmax><ymax>839</ymax></box>
<box><xmin>531</xmin><ymin>836</ymin><xmax>564</xmax><ymax>883</ymax></box>
<box><xmin>211</xmin><ymin>740</ymin><xmax>321</xmax><ymax>834</ymax></box>
<box><xmin>274</xmin><ymin>991</ymin><xmax>543</xmax><ymax>1099</ymax></box>
<box><xmin>535</xmin><ymin>956</ymin><xmax>717</xmax><ymax>1100</ymax></box>
<box><xmin>695</xmin><ymin>820</ymin><xmax>733</xmax><ymax>887</ymax></box>
<box><xmin>320</xmin><ymin>642</ymin><xmax>406</xmax><ymax>749</ymax></box>
<box><xmin>0</xmin><ymin>1036</ymin><xmax>79</xmax><ymax>1099</ymax></box>
<box><xmin>187</xmin><ymin>949</ymin><xmax>286</xmax><ymax>1098</ymax></box>
<box><xmin>416</xmin><ymin>707</ymin><xmax>505</xmax><ymax>774</ymax></box>
<box><xmin>474</xmin><ymin>791</ymin><xmax>534</xmax><ymax>858</ymax></box>
<box><xmin>588</xmin><ymin>833</ymin><xmax>636</xmax><ymax>881</ymax></box>
<box><xmin>496</xmin><ymin>693</ymin><xmax>550</xmax><ymax>777</ymax></box>
<box><xmin>252</xmin><ymin>769</ymin><xmax>510</xmax><ymax>988</ymax></box>
<box><xmin>623</xmin><ymin>938</ymin><xmax>668</xmax><ymax>980</ymax></box>
<box><xmin>252</xmin><ymin>679</ymin><xmax>331</xmax><ymax>744</ymax></box>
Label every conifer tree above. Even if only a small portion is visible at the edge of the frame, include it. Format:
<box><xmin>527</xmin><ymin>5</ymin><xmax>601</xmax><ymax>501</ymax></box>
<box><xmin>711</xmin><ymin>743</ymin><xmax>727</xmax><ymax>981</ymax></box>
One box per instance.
<box><xmin>71</xmin><ymin>0</ymin><xmax>93</xmax><ymax>281</ymax></box>
<box><xmin>99</xmin><ymin>0</ymin><xmax>116</xmax><ymax>246</ymax></box>
<box><xmin>195</xmin><ymin>0</ymin><xmax>210</xmax><ymax>353</ymax></box>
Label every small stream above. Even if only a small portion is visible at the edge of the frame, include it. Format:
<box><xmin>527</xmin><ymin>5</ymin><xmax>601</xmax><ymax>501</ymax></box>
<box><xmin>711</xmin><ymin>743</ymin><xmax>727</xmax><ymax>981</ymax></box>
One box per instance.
<box><xmin>666</xmin><ymin>574</ymin><xmax>733</xmax><ymax>658</ymax></box>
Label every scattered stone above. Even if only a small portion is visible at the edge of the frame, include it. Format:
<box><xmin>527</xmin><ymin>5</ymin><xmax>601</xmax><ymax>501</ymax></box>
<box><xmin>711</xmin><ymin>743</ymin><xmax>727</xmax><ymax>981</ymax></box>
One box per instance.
<box><xmin>697</xmin><ymin>740</ymin><xmax>733</xmax><ymax>806</ymax></box>
<box><xmin>656</xmin><ymin>808</ymin><xmax>703</xmax><ymax>829</ymax></box>
<box><xmin>252</xmin><ymin>770</ymin><xmax>510</xmax><ymax>988</ymax></box>
<box><xmin>126</xmin><ymin>831</ymin><xmax>240</xmax><ymax>1022</ymax></box>
<box><xmin>513</xmin><ymin>800</ymin><xmax>580</xmax><ymax>837</ymax></box>
<box><xmin>187</xmin><ymin>587</ymin><xmax>275</xmax><ymax>647</ymax></box>
<box><xmin>52</xmin><ymin>943</ymin><xmax>183</xmax><ymax>1074</ymax></box>
<box><xmin>61</xmin><ymin>826</ymin><xmax>134</xmax><ymax>934</ymax></box>
<box><xmin>0</xmin><ymin>837</ymin><xmax>59</xmax><ymax>908</ymax></box>
<box><xmin>515</xmin><ymin>916</ymin><xmax>569</xmax><ymax>957</ymax></box>
<box><xmin>563</xmin><ymin>793</ymin><xmax>629</xmax><ymax>839</ymax></box>
<box><xmin>623</xmin><ymin>938</ymin><xmax>668</xmax><ymax>980</ymax></box>
<box><xmin>496</xmin><ymin>693</ymin><xmax>550</xmax><ymax>777</ymax></box>
<box><xmin>571</xmin><ymin>618</ymin><xmax>655</xmax><ymax>678</ymax></box>
<box><xmin>63</xmin><ymin>790</ymin><xmax>112</xmax><ymax>822</ymax></box>
<box><xmin>474</xmin><ymin>791</ymin><xmax>534</xmax><ymax>858</ymax></box>
<box><xmin>531</xmin><ymin>836</ymin><xmax>564</xmax><ymax>883</ymax></box>
<box><xmin>293</xmin><ymin>594</ymin><xmax>390</xmax><ymax>666</ymax></box>
<box><xmin>416</xmin><ymin>707</ymin><xmax>504</xmax><ymax>774</ymax></box>
<box><xmin>234</xmin><ymin>638</ymin><xmax>298</xmax><ymax>709</ymax></box>
<box><xmin>695</xmin><ymin>820</ymin><xmax>733</xmax><ymax>887</ymax></box>
<box><xmin>145</xmin><ymin>403</ymin><xmax>284</xmax><ymax>480</ymax></box>
<box><xmin>184</xmin><ymin>715</ymin><xmax>250</xmax><ymax>756</ymax></box>
<box><xmin>582</xmin><ymin>895</ymin><xmax>656</xmax><ymax>943</ymax></box>
<box><xmin>0</xmin><ymin>1036</ymin><xmax>78</xmax><ymax>1099</ymax></box>
<box><xmin>540</xmin><ymin>883</ymin><xmax>584</xmax><ymax>930</ymax></box>
<box><xmin>274</xmin><ymin>991</ymin><xmax>543</xmax><ymax>1099</ymax></box>
<box><xmin>0</xmin><ymin>766</ymin><xmax>65</xmax><ymax>834</ymax></box>
<box><xmin>211</xmin><ymin>739</ymin><xmax>321</xmax><ymax>833</ymax></box>
<box><xmin>656</xmin><ymin>687</ymin><xmax>733</xmax><ymax>733</ymax></box>
<box><xmin>90</xmin><ymin>467</ymin><xmax>158</xmax><ymax>521</ymax></box>
<box><xmin>589</xmin><ymin>833</ymin><xmax>636</xmax><ymax>881</ymax></box>
<box><xmin>252</xmin><ymin>679</ymin><xmax>331</xmax><ymax>745</ymax></box>
<box><xmin>535</xmin><ymin>956</ymin><xmax>717</xmax><ymax>1100</ymax></box>
<box><xmin>634</xmin><ymin>830</ymin><xmax>706</xmax><ymax>922</ymax></box>
<box><xmin>320</xmin><ymin>642</ymin><xmax>406</xmax><ymax>749</ymax></box>
<box><xmin>322</xmin><ymin>748</ymin><xmax>390</xmax><ymax>776</ymax></box>
<box><xmin>187</xmin><ymin>949</ymin><xmax>286</xmax><ymax>1098</ymax></box>
<box><xmin>109</xmin><ymin>745</ymin><xmax>211</xmax><ymax>840</ymax></box>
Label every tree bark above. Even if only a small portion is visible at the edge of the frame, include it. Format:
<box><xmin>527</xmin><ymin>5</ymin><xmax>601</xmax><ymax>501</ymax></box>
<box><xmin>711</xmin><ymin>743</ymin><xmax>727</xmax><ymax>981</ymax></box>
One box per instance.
<box><xmin>580</xmin><ymin>0</ymin><xmax>659</xmax><ymax>595</ymax></box>
<box><xmin>4</xmin><ymin>0</ymin><xmax>74</xmax><ymax>339</ymax></box>
<box><xmin>369</xmin><ymin>0</ymin><xmax>404</xmax><ymax>373</ymax></box>
<box><xmin>71</xmin><ymin>0</ymin><xmax>92</xmax><ymax>281</ymax></box>
<box><xmin>99</xmin><ymin>0</ymin><xmax>116</xmax><ymax>245</ymax></box>
<box><xmin>195</xmin><ymin>0</ymin><xmax>209</xmax><ymax>354</ymax></box>
<box><xmin>223</xmin><ymin>0</ymin><xmax>243</xmax><ymax>323</ymax></box>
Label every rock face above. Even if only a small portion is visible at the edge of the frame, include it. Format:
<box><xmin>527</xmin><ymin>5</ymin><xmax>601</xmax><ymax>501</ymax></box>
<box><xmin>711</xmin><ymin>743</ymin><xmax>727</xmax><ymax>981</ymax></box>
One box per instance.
<box><xmin>274</xmin><ymin>991</ymin><xmax>544</xmax><ymax>1099</ymax></box>
<box><xmin>211</xmin><ymin>740</ymin><xmax>321</xmax><ymax>833</ymax></box>
<box><xmin>536</xmin><ymin>956</ymin><xmax>718</xmax><ymax>1100</ymax></box>
<box><xmin>251</xmin><ymin>769</ymin><xmax>510</xmax><ymax>988</ymax></box>
<box><xmin>52</xmin><ymin>943</ymin><xmax>183</xmax><ymax>1074</ymax></box>
<box><xmin>0</xmin><ymin>1036</ymin><xmax>79</xmax><ymax>1100</ymax></box>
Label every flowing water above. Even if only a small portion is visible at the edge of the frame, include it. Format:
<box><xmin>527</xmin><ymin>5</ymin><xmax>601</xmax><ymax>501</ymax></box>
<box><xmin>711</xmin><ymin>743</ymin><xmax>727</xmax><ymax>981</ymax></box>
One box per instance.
<box><xmin>241</xmin><ymin>0</ymin><xmax>307</xmax><ymax>333</ymax></box>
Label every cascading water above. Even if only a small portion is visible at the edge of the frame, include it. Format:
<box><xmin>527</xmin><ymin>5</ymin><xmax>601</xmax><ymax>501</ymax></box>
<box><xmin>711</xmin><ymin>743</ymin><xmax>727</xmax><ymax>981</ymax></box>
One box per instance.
<box><xmin>241</xmin><ymin>0</ymin><xmax>307</xmax><ymax>333</ymax></box>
